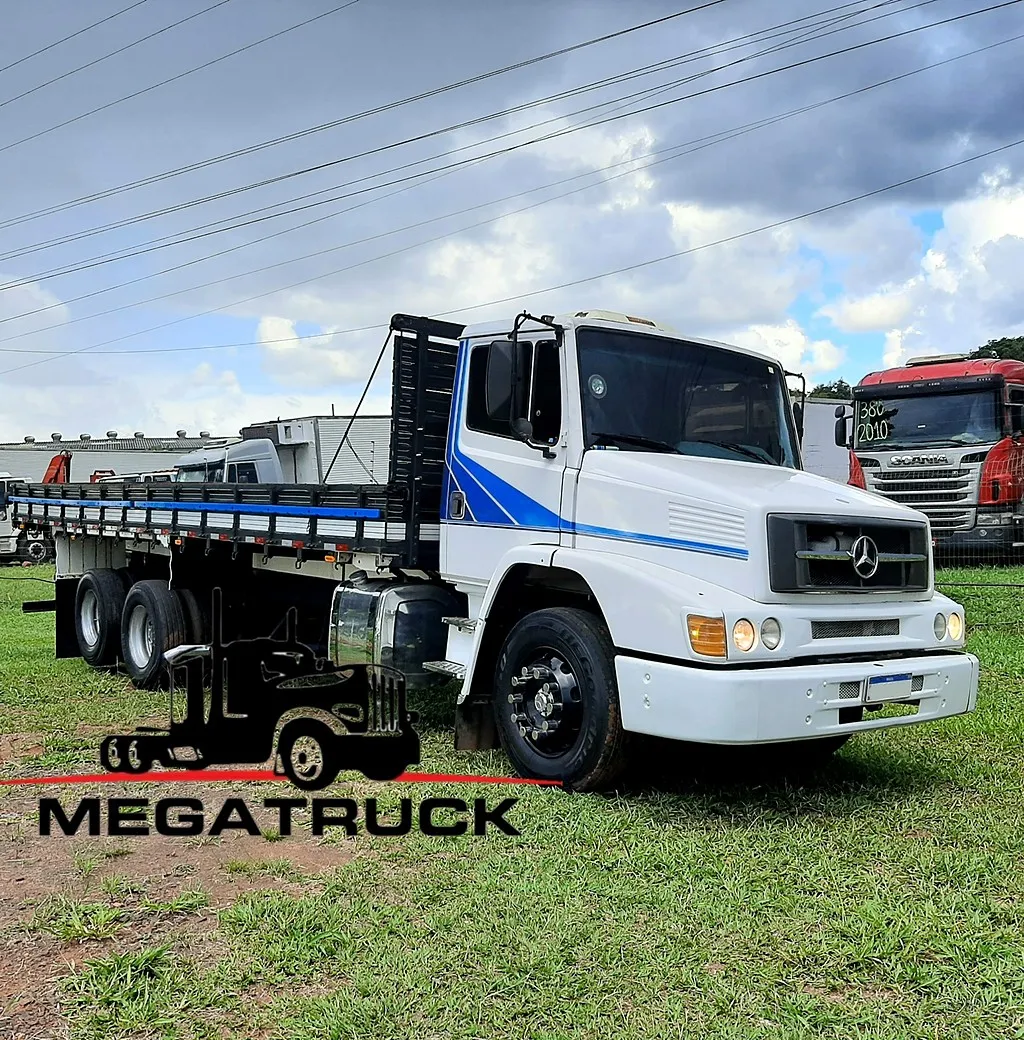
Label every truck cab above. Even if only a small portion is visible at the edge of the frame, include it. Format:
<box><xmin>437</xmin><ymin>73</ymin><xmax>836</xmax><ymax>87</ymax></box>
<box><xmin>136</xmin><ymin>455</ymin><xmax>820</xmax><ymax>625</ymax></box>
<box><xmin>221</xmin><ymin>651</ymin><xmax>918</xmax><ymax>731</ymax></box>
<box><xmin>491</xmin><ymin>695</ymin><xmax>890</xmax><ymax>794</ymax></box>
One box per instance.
<box><xmin>174</xmin><ymin>438</ymin><xmax>283</xmax><ymax>484</ymax></box>
<box><xmin>837</xmin><ymin>355</ymin><xmax>1024</xmax><ymax>556</ymax></box>
<box><xmin>439</xmin><ymin>311</ymin><xmax>976</xmax><ymax>787</ymax></box>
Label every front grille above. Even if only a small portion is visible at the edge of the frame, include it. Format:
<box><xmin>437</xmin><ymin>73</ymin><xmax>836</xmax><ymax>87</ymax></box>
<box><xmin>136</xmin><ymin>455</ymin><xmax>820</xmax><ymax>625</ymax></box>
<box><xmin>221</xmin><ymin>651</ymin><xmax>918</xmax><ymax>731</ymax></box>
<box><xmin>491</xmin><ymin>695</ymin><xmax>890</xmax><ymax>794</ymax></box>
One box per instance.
<box><xmin>863</xmin><ymin>456</ymin><xmax>985</xmax><ymax>535</ymax></box>
<box><xmin>768</xmin><ymin>514</ymin><xmax>930</xmax><ymax>593</ymax></box>
<box><xmin>811</xmin><ymin>619</ymin><xmax>899</xmax><ymax>639</ymax></box>
<box><xmin>838</xmin><ymin>681</ymin><xmax>862</xmax><ymax>699</ymax></box>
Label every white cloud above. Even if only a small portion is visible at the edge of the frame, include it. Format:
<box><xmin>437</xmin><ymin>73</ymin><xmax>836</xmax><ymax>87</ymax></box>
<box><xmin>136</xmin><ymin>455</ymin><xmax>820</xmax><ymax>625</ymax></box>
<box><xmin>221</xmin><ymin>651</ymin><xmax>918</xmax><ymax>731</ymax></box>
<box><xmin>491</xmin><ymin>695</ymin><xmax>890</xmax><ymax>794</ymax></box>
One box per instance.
<box><xmin>821</xmin><ymin>286</ymin><xmax>915</xmax><ymax>332</ymax></box>
<box><xmin>813</xmin><ymin>172</ymin><xmax>1024</xmax><ymax>368</ymax></box>
<box><xmin>0</xmin><ymin>273</ymin><xmax>70</xmax><ymax>348</ymax></box>
<box><xmin>728</xmin><ymin>319</ymin><xmax>845</xmax><ymax>378</ymax></box>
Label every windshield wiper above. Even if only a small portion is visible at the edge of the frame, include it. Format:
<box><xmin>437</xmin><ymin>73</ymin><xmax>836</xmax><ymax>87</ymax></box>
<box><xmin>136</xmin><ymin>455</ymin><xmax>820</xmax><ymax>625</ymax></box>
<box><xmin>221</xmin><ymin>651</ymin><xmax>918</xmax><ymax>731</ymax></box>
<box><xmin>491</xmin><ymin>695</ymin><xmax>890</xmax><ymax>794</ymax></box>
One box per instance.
<box><xmin>591</xmin><ymin>432</ymin><xmax>680</xmax><ymax>453</ymax></box>
<box><xmin>685</xmin><ymin>439</ymin><xmax>779</xmax><ymax>465</ymax></box>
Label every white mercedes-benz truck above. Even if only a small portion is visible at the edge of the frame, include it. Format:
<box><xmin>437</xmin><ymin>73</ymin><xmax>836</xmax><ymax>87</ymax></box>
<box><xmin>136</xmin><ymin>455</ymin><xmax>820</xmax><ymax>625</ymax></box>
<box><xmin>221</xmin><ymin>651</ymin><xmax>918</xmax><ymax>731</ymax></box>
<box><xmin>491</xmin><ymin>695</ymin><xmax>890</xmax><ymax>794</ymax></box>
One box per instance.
<box><xmin>6</xmin><ymin>310</ymin><xmax>978</xmax><ymax>790</ymax></box>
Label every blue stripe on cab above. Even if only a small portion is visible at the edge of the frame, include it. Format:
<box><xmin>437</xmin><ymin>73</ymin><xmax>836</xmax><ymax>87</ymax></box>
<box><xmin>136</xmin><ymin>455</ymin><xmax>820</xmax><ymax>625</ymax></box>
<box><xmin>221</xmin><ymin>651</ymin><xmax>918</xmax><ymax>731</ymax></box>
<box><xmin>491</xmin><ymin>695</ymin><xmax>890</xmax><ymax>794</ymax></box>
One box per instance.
<box><xmin>570</xmin><ymin>521</ymin><xmax>749</xmax><ymax>559</ymax></box>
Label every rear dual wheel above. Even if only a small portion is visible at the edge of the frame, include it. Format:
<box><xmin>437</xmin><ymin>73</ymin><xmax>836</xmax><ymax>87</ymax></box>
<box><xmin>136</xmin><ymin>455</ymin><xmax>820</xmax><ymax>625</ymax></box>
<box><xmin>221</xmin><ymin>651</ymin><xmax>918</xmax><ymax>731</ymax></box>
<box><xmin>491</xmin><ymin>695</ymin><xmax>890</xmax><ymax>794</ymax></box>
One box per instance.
<box><xmin>74</xmin><ymin>569</ymin><xmax>131</xmax><ymax>666</ymax></box>
<box><xmin>120</xmin><ymin>580</ymin><xmax>189</xmax><ymax>690</ymax></box>
<box><xmin>100</xmin><ymin>735</ymin><xmax>153</xmax><ymax>774</ymax></box>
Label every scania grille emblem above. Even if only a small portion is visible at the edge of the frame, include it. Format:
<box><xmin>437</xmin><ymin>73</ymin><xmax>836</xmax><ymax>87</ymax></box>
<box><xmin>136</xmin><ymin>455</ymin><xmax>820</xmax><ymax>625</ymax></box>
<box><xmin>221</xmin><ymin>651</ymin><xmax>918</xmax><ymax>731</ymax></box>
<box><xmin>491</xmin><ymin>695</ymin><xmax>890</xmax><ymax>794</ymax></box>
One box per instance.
<box><xmin>890</xmin><ymin>454</ymin><xmax>950</xmax><ymax>466</ymax></box>
<box><xmin>851</xmin><ymin>535</ymin><xmax>880</xmax><ymax>579</ymax></box>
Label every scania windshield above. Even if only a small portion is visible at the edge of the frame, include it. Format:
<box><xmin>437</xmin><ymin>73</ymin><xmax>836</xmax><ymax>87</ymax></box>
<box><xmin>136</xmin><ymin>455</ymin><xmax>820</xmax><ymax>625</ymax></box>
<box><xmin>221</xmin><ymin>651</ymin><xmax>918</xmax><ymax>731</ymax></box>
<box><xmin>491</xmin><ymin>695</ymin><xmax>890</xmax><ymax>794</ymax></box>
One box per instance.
<box><xmin>576</xmin><ymin>327</ymin><xmax>799</xmax><ymax>467</ymax></box>
<box><xmin>853</xmin><ymin>388</ymin><xmax>1001</xmax><ymax>450</ymax></box>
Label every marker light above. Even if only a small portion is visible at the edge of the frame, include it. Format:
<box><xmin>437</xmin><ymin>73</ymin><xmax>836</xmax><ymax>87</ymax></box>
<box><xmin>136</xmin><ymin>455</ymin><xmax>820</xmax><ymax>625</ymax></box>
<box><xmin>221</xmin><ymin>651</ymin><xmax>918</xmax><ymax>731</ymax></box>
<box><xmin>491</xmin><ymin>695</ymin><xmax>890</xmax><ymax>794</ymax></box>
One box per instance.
<box><xmin>687</xmin><ymin>615</ymin><xmax>727</xmax><ymax>658</ymax></box>
<box><xmin>732</xmin><ymin>619</ymin><xmax>757</xmax><ymax>652</ymax></box>
<box><xmin>933</xmin><ymin>613</ymin><xmax>947</xmax><ymax>640</ymax></box>
<box><xmin>760</xmin><ymin>618</ymin><xmax>782</xmax><ymax>650</ymax></box>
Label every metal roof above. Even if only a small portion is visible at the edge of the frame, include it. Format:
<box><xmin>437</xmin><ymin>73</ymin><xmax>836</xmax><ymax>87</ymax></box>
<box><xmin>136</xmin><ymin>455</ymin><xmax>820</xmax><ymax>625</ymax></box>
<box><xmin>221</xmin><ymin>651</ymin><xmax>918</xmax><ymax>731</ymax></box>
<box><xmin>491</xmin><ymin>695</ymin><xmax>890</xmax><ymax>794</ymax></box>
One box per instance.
<box><xmin>0</xmin><ymin>437</ymin><xmax>234</xmax><ymax>451</ymax></box>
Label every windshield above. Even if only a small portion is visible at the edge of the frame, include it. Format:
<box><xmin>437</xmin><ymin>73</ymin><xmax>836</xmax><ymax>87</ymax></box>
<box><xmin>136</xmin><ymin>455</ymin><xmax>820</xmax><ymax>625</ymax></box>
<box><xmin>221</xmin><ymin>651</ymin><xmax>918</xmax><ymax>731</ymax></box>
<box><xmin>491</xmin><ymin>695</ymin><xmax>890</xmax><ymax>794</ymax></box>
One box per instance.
<box><xmin>854</xmin><ymin>389</ymin><xmax>1001</xmax><ymax>449</ymax></box>
<box><xmin>175</xmin><ymin>464</ymin><xmax>223</xmax><ymax>482</ymax></box>
<box><xmin>576</xmin><ymin>328</ymin><xmax>799</xmax><ymax>467</ymax></box>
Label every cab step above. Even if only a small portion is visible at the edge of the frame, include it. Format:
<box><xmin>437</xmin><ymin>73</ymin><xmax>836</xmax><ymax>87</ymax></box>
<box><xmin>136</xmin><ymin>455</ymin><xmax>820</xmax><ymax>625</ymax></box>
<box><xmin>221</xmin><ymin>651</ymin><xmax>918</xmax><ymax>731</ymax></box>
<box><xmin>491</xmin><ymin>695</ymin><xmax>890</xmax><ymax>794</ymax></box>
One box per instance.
<box><xmin>442</xmin><ymin>616</ymin><xmax>478</xmax><ymax>633</ymax></box>
<box><xmin>423</xmin><ymin>660</ymin><xmax>467</xmax><ymax>680</ymax></box>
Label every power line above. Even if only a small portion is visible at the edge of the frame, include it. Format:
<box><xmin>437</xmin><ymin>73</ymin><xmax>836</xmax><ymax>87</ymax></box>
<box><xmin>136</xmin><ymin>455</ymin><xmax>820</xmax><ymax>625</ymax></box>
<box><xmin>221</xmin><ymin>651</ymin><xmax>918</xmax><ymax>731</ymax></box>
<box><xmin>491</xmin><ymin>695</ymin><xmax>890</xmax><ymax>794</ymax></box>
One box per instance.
<box><xmin>0</xmin><ymin>1</ymin><xmax>1004</xmax><ymax>365</ymax></box>
<box><xmin>5</xmin><ymin>8</ymin><xmax>1012</xmax><ymax>341</ymax></box>
<box><xmin>0</xmin><ymin>0</ymin><xmax>363</xmax><ymax>156</ymax></box>
<box><xmin>4</xmin><ymin>130</ymin><xmax>1023</xmax><ymax>376</ymax></box>
<box><xmin>0</xmin><ymin>0</ymin><xmax>732</xmax><ymax>233</ymax></box>
<box><xmin>0</xmin><ymin>0</ymin><xmax>234</xmax><ymax>112</ymax></box>
<box><xmin>0</xmin><ymin>0</ymin><xmax>901</xmax><ymax>301</ymax></box>
<box><xmin>0</xmin><ymin>1</ymin><xmax>148</xmax><ymax>76</ymax></box>
<box><xmin>0</xmin><ymin>0</ymin><xmax>946</xmax><ymax>274</ymax></box>
<box><xmin>0</xmin><ymin>0</ymin><xmax>1006</xmax><ymax>313</ymax></box>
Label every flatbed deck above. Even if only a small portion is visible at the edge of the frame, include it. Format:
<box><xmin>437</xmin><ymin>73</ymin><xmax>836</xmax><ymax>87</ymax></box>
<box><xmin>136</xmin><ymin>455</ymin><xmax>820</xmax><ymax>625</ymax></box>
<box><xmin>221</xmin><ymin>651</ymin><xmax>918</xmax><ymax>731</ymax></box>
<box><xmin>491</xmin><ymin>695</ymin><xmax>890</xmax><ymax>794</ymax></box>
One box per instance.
<box><xmin>6</xmin><ymin>480</ymin><xmax>438</xmax><ymax>564</ymax></box>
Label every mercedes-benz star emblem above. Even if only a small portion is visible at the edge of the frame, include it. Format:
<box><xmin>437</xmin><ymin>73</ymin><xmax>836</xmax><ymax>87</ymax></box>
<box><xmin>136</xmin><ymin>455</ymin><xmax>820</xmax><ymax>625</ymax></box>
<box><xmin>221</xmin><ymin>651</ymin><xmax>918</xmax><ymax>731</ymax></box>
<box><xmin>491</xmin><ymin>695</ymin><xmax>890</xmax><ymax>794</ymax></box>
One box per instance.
<box><xmin>850</xmin><ymin>535</ymin><xmax>880</xmax><ymax>579</ymax></box>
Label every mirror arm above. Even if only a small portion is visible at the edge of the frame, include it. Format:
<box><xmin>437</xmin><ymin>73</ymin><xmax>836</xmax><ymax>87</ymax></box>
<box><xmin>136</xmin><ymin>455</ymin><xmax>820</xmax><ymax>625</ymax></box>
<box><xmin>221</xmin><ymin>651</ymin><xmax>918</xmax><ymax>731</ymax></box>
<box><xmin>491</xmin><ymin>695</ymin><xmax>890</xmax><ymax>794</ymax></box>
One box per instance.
<box><xmin>506</xmin><ymin>312</ymin><xmax>563</xmax><ymax>460</ymax></box>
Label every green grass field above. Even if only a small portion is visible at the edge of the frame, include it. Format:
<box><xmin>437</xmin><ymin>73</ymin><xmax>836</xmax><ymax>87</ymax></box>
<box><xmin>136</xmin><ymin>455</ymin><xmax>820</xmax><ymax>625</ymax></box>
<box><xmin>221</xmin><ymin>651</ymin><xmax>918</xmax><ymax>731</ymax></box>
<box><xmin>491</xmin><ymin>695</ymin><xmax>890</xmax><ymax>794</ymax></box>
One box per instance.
<box><xmin>1</xmin><ymin>565</ymin><xmax>1022</xmax><ymax>1039</ymax></box>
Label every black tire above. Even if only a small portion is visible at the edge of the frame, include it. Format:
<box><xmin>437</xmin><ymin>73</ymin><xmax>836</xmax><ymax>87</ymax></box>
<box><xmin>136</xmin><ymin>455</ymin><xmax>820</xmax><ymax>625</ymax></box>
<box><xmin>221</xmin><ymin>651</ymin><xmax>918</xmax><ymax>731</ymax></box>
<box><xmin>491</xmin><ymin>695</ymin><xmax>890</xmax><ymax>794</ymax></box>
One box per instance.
<box><xmin>74</xmin><ymin>569</ymin><xmax>131</xmax><ymax>667</ymax></box>
<box><xmin>175</xmin><ymin>588</ymin><xmax>208</xmax><ymax>644</ymax></box>
<box><xmin>278</xmin><ymin>720</ymin><xmax>340</xmax><ymax>791</ymax></box>
<box><xmin>493</xmin><ymin>607</ymin><xmax>629</xmax><ymax>792</ymax></box>
<box><xmin>100</xmin><ymin>736</ymin><xmax>124</xmax><ymax>773</ymax></box>
<box><xmin>120</xmin><ymin>580</ymin><xmax>188</xmax><ymax>689</ymax></box>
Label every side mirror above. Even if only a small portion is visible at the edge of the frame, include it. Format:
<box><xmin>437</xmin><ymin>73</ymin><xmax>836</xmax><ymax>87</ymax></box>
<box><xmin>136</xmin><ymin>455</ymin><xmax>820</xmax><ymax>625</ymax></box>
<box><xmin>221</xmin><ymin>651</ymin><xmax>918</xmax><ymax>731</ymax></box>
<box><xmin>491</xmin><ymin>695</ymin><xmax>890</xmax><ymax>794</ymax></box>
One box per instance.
<box><xmin>793</xmin><ymin>402</ymin><xmax>804</xmax><ymax>442</ymax></box>
<box><xmin>484</xmin><ymin>340</ymin><xmax>514</xmax><ymax>421</ymax></box>
<box><xmin>834</xmin><ymin>405</ymin><xmax>849</xmax><ymax>448</ymax></box>
<box><xmin>511</xmin><ymin>417</ymin><xmax>533</xmax><ymax>440</ymax></box>
<box><xmin>511</xmin><ymin>416</ymin><xmax>555</xmax><ymax>459</ymax></box>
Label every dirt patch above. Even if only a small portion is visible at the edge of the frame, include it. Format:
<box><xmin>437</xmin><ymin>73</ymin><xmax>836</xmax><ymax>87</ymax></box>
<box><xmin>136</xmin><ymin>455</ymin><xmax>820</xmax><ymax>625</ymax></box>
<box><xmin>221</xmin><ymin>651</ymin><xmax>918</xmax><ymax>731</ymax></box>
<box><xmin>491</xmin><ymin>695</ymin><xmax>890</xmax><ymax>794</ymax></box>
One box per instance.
<box><xmin>0</xmin><ymin>734</ymin><xmax>44</xmax><ymax>767</ymax></box>
<box><xmin>0</xmin><ymin>784</ymin><xmax>354</xmax><ymax>1039</ymax></box>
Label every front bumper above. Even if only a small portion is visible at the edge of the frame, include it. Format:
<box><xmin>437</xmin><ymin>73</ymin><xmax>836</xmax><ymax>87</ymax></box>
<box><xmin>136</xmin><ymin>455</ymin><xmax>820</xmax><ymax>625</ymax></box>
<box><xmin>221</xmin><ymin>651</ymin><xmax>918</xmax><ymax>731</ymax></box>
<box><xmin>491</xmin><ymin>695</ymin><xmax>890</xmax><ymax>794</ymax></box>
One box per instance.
<box><xmin>934</xmin><ymin>522</ymin><xmax>1020</xmax><ymax>554</ymax></box>
<box><xmin>616</xmin><ymin>650</ymin><xmax>978</xmax><ymax>744</ymax></box>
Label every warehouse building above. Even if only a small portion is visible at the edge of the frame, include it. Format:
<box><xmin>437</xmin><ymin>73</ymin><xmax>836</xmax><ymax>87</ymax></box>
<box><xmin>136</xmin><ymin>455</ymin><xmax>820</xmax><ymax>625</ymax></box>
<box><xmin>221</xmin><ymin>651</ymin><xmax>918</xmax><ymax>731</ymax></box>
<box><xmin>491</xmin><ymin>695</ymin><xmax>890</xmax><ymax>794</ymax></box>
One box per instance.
<box><xmin>0</xmin><ymin>430</ymin><xmax>235</xmax><ymax>482</ymax></box>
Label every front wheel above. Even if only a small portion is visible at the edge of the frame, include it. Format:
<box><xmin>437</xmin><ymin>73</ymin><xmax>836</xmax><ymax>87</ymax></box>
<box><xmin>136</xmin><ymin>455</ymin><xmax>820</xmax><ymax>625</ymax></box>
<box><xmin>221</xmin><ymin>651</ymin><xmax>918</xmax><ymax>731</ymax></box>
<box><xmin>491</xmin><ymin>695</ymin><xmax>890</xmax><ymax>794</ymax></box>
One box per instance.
<box><xmin>493</xmin><ymin>607</ymin><xmax>629</xmax><ymax>792</ymax></box>
<box><xmin>278</xmin><ymin>721</ymin><xmax>341</xmax><ymax>791</ymax></box>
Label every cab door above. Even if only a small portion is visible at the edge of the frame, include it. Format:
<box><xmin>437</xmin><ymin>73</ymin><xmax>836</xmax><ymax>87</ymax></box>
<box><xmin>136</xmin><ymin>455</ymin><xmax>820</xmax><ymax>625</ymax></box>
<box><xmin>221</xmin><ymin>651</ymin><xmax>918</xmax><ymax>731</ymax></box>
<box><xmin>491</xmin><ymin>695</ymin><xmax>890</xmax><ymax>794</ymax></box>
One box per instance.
<box><xmin>441</xmin><ymin>335</ymin><xmax>567</xmax><ymax>588</ymax></box>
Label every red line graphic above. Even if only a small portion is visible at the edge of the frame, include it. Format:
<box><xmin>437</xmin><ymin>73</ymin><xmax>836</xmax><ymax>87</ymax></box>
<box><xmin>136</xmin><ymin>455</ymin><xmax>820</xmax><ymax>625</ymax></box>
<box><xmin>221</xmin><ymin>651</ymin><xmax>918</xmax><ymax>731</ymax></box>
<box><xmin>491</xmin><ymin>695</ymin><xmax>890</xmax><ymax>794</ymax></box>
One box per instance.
<box><xmin>0</xmin><ymin>769</ymin><xmax>562</xmax><ymax>788</ymax></box>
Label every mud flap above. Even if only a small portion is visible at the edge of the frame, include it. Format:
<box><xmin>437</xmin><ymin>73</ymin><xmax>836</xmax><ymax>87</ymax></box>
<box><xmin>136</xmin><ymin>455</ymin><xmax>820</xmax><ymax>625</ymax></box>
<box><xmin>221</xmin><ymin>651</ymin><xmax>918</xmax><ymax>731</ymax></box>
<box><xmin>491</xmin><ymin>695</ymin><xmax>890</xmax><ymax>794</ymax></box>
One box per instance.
<box><xmin>454</xmin><ymin>700</ymin><xmax>499</xmax><ymax>751</ymax></box>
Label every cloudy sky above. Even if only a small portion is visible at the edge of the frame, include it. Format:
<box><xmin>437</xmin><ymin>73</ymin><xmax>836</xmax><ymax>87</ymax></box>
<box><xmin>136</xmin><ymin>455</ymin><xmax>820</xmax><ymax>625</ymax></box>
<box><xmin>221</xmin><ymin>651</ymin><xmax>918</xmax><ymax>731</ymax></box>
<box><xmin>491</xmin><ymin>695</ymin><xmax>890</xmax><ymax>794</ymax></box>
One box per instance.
<box><xmin>0</xmin><ymin>0</ymin><xmax>1022</xmax><ymax>441</ymax></box>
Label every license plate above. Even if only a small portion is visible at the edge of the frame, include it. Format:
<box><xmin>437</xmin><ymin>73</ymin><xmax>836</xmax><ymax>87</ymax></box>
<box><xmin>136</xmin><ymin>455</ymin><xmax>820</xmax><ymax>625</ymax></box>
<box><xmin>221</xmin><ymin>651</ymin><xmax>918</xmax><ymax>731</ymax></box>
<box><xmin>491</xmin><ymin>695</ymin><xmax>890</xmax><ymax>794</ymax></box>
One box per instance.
<box><xmin>865</xmin><ymin>673</ymin><xmax>913</xmax><ymax>703</ymax></box>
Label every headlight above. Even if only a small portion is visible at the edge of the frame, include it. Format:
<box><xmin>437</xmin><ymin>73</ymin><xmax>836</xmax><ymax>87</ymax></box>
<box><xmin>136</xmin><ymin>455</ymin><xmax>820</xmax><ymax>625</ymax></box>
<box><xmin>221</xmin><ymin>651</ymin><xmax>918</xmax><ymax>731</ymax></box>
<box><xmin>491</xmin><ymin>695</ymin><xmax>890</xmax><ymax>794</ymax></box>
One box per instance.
<box><xmin>687</xmin><ymin>615</ymin><xmax>727</xmax><ymax>658</ymax></box>
<box><xmin>947</xmin><ymin>612</ymin><xmax>964</xmax><ymax>641</ymax></box>
<box><xmin>760</xmin><ymin>617</ymin><xmax>782</xmax><ymax>650</ymax></box>
<box><xmin>933</xmin><ymin>613</ymin><xmax>947</xmax><ymax>640</ymax></box>
<box><xmin>732</xmin><ymin>619</ymin><xmax>756</xmax><ymax>652</ymax></box>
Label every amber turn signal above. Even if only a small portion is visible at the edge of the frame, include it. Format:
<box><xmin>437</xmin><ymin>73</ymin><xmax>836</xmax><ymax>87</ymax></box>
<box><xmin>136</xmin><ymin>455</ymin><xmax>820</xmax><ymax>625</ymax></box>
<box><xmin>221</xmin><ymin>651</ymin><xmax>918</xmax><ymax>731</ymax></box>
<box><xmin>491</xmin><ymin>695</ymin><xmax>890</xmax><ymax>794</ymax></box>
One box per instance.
<box><xmin>687</xmin><ymin>614</ymin><xmax>727</xmax><ymax>658</ymax></box>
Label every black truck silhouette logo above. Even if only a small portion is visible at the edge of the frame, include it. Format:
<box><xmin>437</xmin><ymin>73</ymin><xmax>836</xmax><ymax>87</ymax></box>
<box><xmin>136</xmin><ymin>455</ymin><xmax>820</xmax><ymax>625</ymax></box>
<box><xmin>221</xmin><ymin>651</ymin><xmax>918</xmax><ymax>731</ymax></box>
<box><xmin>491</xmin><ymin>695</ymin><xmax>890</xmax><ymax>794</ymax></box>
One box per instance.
<box><xmin>99</xmin><ymin>589</ymin><xmax>420</xmax><ymax>790</ymax></box>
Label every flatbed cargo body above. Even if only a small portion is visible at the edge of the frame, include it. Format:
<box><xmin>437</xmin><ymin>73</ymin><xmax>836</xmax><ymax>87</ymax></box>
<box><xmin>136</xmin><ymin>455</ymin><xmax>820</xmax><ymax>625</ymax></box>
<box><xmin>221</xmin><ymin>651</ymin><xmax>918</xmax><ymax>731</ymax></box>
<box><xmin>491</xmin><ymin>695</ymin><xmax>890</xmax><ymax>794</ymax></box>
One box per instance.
<box><xmin>6</xmin><ymin>479</ymin><xmax>432</xmax><ymax>566</ymax></box>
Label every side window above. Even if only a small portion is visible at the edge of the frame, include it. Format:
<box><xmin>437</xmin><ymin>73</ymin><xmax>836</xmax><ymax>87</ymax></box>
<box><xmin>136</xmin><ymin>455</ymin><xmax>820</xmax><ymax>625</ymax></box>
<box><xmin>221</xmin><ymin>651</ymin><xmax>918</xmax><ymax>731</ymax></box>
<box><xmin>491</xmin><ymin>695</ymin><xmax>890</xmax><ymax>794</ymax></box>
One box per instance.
<box><xmin>465</xmin><ymin>339</ymin><xmax>559</xmax><ymax>442</ymax></box>
<box><xmin>235</xmin><ymin>463</ymin><xmax>258</xmax><ymax>483</ymax></box>
<box><xmin>226</xmin><ymin>464</ymin><xmax>237</xmax><ymax>482</ymax></box>
<box><xmin>1007</xmin><ymin>386</ymin><xmax>1024</xmax><ymax>435</ymax></box>
<box><xmin>466</xmin><ymin>343</ymin><xmax>511</xmax><ymax>436</ymax></box>
<box><xmin>527</xmin><ymin>340</ymin><xmax>560</xmax><ymax>443</ymax></box>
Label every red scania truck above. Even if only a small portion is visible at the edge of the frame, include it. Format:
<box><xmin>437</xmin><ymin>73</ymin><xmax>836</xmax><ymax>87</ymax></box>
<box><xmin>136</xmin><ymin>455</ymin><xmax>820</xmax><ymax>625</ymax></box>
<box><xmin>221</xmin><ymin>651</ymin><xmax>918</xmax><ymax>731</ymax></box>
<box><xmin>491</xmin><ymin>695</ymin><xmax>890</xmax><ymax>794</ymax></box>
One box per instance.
<box><xmin>835</xmin><ymin>354</ymin><xmax>1024</xmax><ymax>557</ymax></box>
